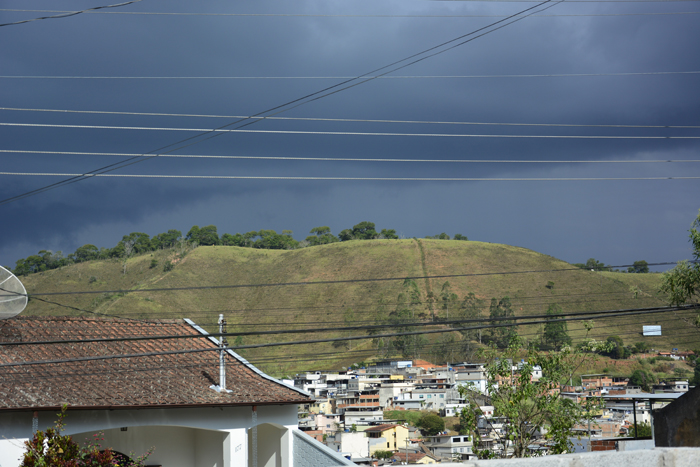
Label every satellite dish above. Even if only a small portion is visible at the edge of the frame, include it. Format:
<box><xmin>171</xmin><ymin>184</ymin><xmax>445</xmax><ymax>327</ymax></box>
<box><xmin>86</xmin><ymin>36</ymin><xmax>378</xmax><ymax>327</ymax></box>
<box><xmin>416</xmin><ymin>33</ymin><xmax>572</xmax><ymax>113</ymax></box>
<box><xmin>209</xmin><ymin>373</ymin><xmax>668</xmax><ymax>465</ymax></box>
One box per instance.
<box><xmin>0</xmin><ymin>266</ymin><xmax>28</xmax><ymax>319</ymax></box>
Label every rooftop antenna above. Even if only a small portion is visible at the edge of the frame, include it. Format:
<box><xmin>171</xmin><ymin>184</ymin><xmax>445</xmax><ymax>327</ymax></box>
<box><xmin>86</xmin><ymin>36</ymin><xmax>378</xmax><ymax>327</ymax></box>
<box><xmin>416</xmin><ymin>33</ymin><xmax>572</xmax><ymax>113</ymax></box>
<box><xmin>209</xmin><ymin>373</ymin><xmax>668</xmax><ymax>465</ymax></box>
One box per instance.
<box><xmin>210</xmin><ymin>313</ymin><xmax>232</xmax><ymax>393</ymax></box>
<box><xmin>0</xmin><ymin>266</ymin><xmax>28</xmax><ymax>319</ymax></box>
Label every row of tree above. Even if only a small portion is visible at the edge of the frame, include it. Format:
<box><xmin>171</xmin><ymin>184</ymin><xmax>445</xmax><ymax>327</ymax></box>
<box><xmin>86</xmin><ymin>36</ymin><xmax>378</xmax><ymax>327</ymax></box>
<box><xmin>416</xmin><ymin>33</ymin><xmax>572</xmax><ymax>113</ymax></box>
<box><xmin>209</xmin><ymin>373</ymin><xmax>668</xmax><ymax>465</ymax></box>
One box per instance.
<box><xmin>366</xmin><ymin>279</ymin><xmax>574</xmax><ymax>362</ymax></box>
<box><xmin>12</xmin><ymin>222</ymin><xmax>471</xmax><ymax>276</ymax></box>
<box><xmin>573</xmin><ymin>258</ymin><xmax>650</xmax><ymax>273</ymax></box>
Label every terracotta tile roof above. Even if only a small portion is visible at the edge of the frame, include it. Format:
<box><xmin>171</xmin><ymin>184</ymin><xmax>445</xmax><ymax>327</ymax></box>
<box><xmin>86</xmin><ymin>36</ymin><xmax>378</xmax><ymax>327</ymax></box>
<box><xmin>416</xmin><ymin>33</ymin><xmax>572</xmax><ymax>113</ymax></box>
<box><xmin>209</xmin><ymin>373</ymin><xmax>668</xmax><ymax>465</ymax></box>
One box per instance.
<box><xmin>0</xmin><ymin>316</ymin><xmax>311</xmax><ymax>411</ymax></box>
<box><xmin>392</xmin><ymin>452</ymin><xmax>434</xmax><ymax>462</ymax></box>
<box><xmin>365</xmin><ymin>423</ymin><xmax>401</xmax><ymax>432</ymax></box>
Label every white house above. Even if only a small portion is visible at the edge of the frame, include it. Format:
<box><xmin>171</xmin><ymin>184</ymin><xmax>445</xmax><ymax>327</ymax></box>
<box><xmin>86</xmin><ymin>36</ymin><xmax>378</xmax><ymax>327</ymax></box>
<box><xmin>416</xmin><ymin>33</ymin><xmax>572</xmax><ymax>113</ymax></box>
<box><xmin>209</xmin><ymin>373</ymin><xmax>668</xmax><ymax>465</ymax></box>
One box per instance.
<box><xmin>0</xmin><ymin>316</ymin><xmax>354</xmax><ymax>467</ymax></box>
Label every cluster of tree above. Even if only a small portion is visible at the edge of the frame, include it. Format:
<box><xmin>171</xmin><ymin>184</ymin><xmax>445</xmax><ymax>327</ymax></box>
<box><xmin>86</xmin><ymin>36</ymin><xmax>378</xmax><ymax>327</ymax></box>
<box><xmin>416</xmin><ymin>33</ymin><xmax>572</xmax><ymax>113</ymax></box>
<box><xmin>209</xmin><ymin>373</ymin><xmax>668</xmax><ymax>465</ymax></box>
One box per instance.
<box><xmin>13</xmin><ymin>221</ymin><xmax>435</xmax><ymax>276</ymax></box>
<box><xmin>415</xmin><ymin>412</ymin><xmax>446</xmax><ymax>436</ymax></box>
<box><xmin>13</xmin><ymin>229</ymin><xmax>185</xmax><ymax>276</ymax></box>
<box><xmin>573</xmin><ymin>258</ymin><xmax>650</xmax><ymax>273</ymax></box>
<box><xmin>459</xmin><ymin>338</ymin><xmax>604</xmax><ymax>459</ymax></box>
<box><xmin>424</xmin><ymin>233</ymin><xmax>468</xmax><ymax>240</ymax></box>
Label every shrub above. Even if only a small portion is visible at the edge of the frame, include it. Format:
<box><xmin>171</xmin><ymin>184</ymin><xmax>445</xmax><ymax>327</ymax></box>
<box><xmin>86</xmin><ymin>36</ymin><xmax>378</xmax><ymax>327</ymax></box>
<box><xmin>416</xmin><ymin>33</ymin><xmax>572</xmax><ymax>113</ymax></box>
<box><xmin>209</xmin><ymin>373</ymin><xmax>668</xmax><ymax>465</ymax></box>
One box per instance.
<box><xmin>21</xmin><ymin>406</ymin><xmax>152</xmax><ymax>466</ymax></box>
<box><xmin>163</xmin><ymin>261</ymin><xmax>174</xmax><ymax>272</ymax></box>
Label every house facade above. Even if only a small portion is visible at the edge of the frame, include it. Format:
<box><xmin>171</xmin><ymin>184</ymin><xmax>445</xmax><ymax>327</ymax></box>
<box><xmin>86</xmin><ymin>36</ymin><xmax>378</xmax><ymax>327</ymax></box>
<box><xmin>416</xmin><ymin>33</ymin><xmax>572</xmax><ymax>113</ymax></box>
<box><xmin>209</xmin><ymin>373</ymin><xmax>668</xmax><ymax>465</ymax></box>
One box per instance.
<box><xmin>0</xmin><ymin>316</ymin><xmax>354</xmax><ymax>467</ymax></box>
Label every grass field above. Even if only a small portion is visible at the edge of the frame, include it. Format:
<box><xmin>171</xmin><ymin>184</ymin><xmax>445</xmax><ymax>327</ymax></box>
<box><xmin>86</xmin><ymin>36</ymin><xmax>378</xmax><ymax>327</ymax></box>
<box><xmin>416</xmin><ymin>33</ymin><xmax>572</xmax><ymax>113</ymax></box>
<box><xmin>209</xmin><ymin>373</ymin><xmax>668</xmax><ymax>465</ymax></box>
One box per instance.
<box><xmin>19</xmin><ymin>239</ymin><xmax>698</xmax><ymax>377</ymax></box>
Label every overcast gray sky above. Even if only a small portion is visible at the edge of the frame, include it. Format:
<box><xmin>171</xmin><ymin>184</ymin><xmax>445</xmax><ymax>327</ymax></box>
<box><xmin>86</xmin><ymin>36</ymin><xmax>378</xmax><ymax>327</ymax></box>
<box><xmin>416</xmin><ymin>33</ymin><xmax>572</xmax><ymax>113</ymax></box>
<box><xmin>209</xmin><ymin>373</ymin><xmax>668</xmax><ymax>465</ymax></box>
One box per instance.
<box><xmin>1</xmin><ymin>0</ymin><xmax>699</xmax><ymax>272</ymax></box>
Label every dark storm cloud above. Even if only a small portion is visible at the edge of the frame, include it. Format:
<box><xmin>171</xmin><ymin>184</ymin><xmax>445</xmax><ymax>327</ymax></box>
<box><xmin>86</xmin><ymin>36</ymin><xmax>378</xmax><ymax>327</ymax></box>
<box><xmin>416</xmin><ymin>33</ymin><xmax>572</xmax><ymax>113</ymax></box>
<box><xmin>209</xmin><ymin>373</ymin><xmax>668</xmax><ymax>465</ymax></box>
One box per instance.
<box><xmin>1</xmin><ymin>0</ymin><xmax>698</xmax><ymax>271</ymax></box>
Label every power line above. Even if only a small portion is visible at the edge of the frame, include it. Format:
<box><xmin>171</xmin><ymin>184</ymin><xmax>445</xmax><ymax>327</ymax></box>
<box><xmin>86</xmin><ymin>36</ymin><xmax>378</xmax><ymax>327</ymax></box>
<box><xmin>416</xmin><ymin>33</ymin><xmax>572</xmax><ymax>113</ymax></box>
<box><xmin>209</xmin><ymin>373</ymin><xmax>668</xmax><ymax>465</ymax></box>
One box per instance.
<box><xmin>2</xmin><ymin>305</ymin><xmax>694</xmax><ymax>367</ymax></box>
<box><xmin>5</xmin><ymin>149</ymin><xmax>699</xmax><ymax>164</ymax></box>
<box><xmin>0</xmin><ymin>1</ymin><xmax>142</xmax><ymax>28</ymax></box>
<box><xmin>16</xmin><ymin>261</ymin><xmax>689</xmax><ymax>297</ymax></box>
<box><xmin>0</xmin><ymin>0</ymin><xmax>566</xmax><ymax>206</ymax></box>
<box><xmin>8</xmin><ymin>122</ymin><xmax>700</xmax><ymax>139</ymax></box>
<box><xmin>2</xmin><ymin>71</ymin><xmax>699</xmax><ymax>79</ymax></box>
<box><xmin>4</xmin><ymin>107</ymin><xmax>700</xmax><ymax>129</ymax></box>
<box><xmin>4</xmin><ymin>172</ymin><xmax>699</xmax><ymax>181</ymax></box>
<box><xmin>4</xmin><ymin>305</ymin><xmax>686</xmax><ymax>347</ymax></box>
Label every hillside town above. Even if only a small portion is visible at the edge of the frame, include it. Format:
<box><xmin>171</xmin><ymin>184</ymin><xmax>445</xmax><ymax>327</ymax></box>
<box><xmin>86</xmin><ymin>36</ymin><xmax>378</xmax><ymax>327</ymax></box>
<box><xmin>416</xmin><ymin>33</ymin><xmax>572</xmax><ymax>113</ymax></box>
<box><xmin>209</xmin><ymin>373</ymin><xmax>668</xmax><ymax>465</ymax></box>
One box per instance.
<box><xmin>291</xmin><ymin>357</ymin><xmax>691</xmax><ymax>464</ymax></box>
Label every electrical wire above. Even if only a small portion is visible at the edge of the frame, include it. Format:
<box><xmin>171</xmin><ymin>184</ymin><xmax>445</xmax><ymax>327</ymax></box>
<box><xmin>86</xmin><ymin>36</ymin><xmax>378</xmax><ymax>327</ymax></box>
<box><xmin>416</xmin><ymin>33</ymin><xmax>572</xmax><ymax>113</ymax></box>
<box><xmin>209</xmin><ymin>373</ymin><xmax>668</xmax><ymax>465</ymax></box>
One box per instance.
<box><xmin>4</xmin><ymin>149</ymin><xmax>699</xmax><ymax>164</ymax></box>
<box><xmin>0</xmin><ymin>0</ymin><xmax>566</xmax><ymax>206</ymax></box>
<box><xmin>0</xmin><ymin>1</ymin><xmax>142</xmax><ymax>28</ymax></box>
<box><xmin>3</xmin><ymin>305</ymin><xmax>689</xmax><ymax>346</ymax></box>
<box><xmin>1</xmin><ymin>305</ymin><xmax>696</xmax><ymax>367</ymax></box>
<box><xmin>4</xmin><ymin>107</ymin><xmax>700</xmax><ymax>129</ymax></box>
<box><xmin>5</xmin><ymin>173</ymin><xmax>700</xmax><ymax>181</ymax></box>
<box><xmin>2</xmin><ymin>71</ymin><xmax>699</xmax><ymax>80</ymax></box>
<box><xmin>17</xmin><ymin>261</ymin><xmax>689</xmax><ymax>297</ymax></box>
<box><xmin>9</xmin><ymin>121</ymin><xmax>700</xmax><ymax>139</ymax></box>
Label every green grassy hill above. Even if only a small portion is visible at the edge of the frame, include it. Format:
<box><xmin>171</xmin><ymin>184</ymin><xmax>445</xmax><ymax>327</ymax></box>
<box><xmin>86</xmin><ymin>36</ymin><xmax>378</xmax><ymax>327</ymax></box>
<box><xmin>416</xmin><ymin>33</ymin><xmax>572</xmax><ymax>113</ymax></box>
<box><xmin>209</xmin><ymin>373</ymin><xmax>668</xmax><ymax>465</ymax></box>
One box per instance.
<box><xmin>19</xmin><ymin>239</ymin><xmax>695</xmax><ymax>377</ymax></box>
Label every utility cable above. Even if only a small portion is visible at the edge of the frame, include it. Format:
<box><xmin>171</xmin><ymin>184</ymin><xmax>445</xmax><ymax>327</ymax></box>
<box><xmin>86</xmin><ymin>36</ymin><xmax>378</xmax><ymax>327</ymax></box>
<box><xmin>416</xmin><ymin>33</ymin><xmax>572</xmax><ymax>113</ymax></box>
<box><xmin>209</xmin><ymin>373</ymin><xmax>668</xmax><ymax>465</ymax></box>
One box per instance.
<box><xmin>15</xmin><ymin>261</ymin><xmax>690</xmax><ymax>297</ymax></box>
<box><xmin>1</xmin><ymin>305</ymin><xmax>695</xmax><ymax>368</ymax></box>
<box><xmin>2</xmin><ymin>305</ymin><xmax>689</xmax><ymax>346</ymax></box>
<box><xmin>4</xmin><ymin>150</ymin><xmax>700</xmax><ymax>164</ymax></box>
<box><xmin>4</xmin><ymin>107</ymin><xmax>700</xmax><ymax>129</ymax></box>
<box><xmin>0</xmin><ymin>1</ymin><xmax>142</xmax><ymax>28</ymax></box>
<box><xmin>4</xmin><ymin>172</ymin><xmax>700</xmax><ymax>181</ymax></box>
<box><xmin>0</xmin><ymin>0</ymin><xmax>564</xmax><ymax>206</ymax></box>
<box><xmin>3</xmin><ymin>122</ymin><xmax>699</xmax><ymax>139</ymax></box>
<box><xmin>2</xmin><ymin>71</ymin><xmax>699</xmax><ymax>80</ymax></box>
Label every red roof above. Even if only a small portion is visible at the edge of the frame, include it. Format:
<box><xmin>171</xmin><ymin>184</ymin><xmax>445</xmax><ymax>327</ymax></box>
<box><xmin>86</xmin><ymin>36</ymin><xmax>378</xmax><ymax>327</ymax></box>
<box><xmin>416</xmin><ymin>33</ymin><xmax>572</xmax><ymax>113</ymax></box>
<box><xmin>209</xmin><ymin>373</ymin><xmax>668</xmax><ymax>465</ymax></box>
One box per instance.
<box><xmin>0</xmin><ymin>316</ymin><xmax>311</xmax><ymax>411</ymax></box>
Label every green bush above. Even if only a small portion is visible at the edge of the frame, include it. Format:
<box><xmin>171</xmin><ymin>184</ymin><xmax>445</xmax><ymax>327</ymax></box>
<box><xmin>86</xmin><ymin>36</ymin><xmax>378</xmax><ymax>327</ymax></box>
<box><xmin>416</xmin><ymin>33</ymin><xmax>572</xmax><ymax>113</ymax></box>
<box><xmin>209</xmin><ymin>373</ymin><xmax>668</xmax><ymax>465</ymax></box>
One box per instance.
<box><xmin>163</xmin><ymin>261</ymin><xmax>174</xmax><ymax>272</ymax></box>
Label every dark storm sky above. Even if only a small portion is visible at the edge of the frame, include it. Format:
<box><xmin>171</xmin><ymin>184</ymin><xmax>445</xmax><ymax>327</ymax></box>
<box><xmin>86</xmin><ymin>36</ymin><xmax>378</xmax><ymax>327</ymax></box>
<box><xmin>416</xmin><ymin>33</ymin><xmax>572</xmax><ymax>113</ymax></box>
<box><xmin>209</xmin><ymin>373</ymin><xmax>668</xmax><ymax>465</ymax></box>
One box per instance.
<box><xmin>1</xmin><ymin>0</ymin><xmax>699</xmax><ymax>272</ymax></box>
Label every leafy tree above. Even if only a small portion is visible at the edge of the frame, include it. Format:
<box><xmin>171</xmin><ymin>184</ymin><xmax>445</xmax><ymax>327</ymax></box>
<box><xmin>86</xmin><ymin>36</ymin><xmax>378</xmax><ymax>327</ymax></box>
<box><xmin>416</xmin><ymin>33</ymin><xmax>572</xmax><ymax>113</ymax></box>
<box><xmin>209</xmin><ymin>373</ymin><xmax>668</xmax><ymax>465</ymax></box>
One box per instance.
<box><xmin>380</xmin><ymin>228</ymin><xmax>398</xmax><ymax>239</ymax></box>
<box><xmin>541</xmin><ymin>304</ymin><xmax>571</xmax><ymax>351</ymax></box>
<box><xmin>439</xmin><ymin>281</ymin><xmax>459</xmax><ymax>321</ymax></box>
<box><xmin>629</xmin><ymin>369</ymin><xmax>656</xmax><ymax>391</ymax></box>
<box><xmin>628</xmin><ymin>260</ymin><xmax>649</xmax><ymax>274</ymax></box>
<box><xmin>197</xmin><ymin>225</ymin><xmax>221</xmax><ymax>246</ymax></box>
<box><xmin>455</xmin><ymin>292</ymin><xmax>485</xmax><ymax>350</ymax></box>
<box><xmin>351</xmin><ymin>221</ymin><xmax>378</xmax><ymax>240</ymax></box>
<box><xmin>385</xmin><ymin>279</ymin><xmax>426</xmax><ymax>358</ymax></box>
<box><xmin>633</xmin><ymin>342</ymin><xmax>651</xmax><ymax>354</ymax></box>
<box><xmin>454</xmin><ymin>233</ymin><xmax>468</xmax><ymax>241</ymax></box>
<box><xmin>338</xmin><ymin>229</ymin><xmax>354</xmax><ymax>241</ymax></box>
<box><xmin>426</xmin><ymin>233</ymin><xmax>450</xmax><ymax>240</ymax></box>
<box><xmin>416</xmin><ymin>412</ymin><xmax>445</xmax><ymax>436</ymax></box>
<box><xmin>459</xmin><ymin>338</ymin><xmax>604</xmax><ymax>459</ymax></box>
<box><xmin>660</xmin><ymin>209</ymin><xmax>700</xmax><ymax>309</ymax></box>
<box><xmin>306</xmin><ymin>226</ymin><xmax>340</xmax><ymax>246</ymax></box>
<box><xmin>151</xmin><ymin>229</ymin><xmax>182</xmax><ymax>249</ymax></box>
<box><xmin>574</xmin><ymin>258</ymin><xmax>611</xmax><ymax>271</ymax></box>
<box><xmin>220</xmin><ymin>232</ymin><xmax>247</xmax><ymax>247</ymax></box>
<box><xmin>373</xmin><ymin>450</ymin><xmax>393</xmax><ymax>460</ymax></box>
<box><xmin>486</xmin><ymin>296</ymin><xmax>517</xmax><ymax>348</ymax></box>
<box><xmin>74</xmin><ymin>244</ymin><xmax>99</xmax><ymax>263</ymax></box>
<box><xmin>624</xmin><ymin>421</ymin><xmax>652</xmax><ymax>438</ymax></box>
<box><xmin>120</xmin><ymin>232</ymin><xmax>153</xmax><ymax>254</ymax></box>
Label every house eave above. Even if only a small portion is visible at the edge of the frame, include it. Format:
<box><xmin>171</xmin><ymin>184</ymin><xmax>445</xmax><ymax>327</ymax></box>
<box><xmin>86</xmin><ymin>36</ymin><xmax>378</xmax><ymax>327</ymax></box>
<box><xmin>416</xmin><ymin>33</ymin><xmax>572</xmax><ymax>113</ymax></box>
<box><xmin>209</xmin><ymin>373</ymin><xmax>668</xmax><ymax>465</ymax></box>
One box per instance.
<box><xmin>0</xmin><ymin>399</ymin><xmax>311</xmax><ymax>414</ymax></box>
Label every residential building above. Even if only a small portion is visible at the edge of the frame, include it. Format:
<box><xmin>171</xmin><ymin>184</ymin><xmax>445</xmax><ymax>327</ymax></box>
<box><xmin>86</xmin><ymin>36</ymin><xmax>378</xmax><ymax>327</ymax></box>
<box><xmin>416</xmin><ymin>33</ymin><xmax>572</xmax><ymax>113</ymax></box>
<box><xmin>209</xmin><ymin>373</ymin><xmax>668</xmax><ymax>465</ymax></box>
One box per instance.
<box><xmin>423</xmin><ymin>432</ymin><xmax>474</xmax><ymax>461</ymax></box>
<box><xmin>364</xmin><ymin>423</ymin><xmax>409</xmax><ymax>454</ymax></box>
<box><xmin>0</xmin><ymin>316</ymin><xmax>353</xmax><ymax>467</ymax></box>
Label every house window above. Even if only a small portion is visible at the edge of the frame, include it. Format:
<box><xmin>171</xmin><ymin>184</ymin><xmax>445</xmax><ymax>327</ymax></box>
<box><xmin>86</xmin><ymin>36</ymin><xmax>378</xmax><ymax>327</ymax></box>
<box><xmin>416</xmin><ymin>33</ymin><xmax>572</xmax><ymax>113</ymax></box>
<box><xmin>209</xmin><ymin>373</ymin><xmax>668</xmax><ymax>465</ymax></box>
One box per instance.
<box><xmin>453</xmin><ymin>437</ymin><xmax>460</xmax><ymax>442</ymax></box>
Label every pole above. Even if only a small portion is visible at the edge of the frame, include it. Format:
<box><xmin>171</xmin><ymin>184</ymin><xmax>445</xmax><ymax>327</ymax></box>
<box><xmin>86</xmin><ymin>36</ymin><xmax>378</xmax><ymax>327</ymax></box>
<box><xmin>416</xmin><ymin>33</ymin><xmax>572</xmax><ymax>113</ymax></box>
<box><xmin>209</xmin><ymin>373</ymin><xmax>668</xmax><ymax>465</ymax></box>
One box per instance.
<box><xmin>632</xmin><ymin>400</ymin><xmax>638</xmax><ymax>439</ymax></box>
<box><xmin>219</xmin><ymin>314</ymin><xmax>227</xmax><ymax>391</ymax></box>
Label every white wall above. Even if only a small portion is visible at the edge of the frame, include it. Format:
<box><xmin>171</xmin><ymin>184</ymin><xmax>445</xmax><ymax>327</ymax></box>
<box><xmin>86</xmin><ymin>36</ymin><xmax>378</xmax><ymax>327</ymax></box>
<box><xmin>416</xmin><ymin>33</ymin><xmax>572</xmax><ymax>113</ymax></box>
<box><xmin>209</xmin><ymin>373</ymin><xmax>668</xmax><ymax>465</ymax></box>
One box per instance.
<box><xmin>0</xmin><ymin>404</ymin><xmax>298</xmax><ymax>467</ymax></box>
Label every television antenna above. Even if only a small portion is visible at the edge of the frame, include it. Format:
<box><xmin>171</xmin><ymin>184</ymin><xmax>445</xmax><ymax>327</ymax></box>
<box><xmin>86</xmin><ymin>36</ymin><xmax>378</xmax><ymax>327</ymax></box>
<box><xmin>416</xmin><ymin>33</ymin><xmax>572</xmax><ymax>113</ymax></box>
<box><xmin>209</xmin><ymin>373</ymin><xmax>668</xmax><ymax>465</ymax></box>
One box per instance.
<box><xmin>0</xmin><ymin>266</ymin><xmax>28</xmax><ymax>319</ymax></box>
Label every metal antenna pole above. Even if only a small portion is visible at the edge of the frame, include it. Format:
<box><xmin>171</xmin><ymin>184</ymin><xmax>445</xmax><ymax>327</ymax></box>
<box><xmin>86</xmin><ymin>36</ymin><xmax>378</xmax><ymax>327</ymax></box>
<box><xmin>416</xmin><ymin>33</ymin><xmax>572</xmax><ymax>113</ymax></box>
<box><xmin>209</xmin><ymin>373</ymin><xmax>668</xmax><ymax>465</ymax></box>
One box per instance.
<box><xmin>219</xmin><ymin>314</ymin><xmax>227</xmax><ymax>391</ymax></box>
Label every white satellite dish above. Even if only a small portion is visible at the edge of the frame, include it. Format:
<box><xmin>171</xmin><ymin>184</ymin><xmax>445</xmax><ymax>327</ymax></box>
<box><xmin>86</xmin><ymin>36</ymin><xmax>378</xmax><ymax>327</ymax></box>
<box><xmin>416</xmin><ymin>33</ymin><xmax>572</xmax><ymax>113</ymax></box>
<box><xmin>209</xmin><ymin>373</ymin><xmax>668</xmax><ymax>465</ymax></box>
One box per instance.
<box><xmin>0</xmin><ymin>266</ymin><xmax>28</xmax><ymax>319</ymax></box>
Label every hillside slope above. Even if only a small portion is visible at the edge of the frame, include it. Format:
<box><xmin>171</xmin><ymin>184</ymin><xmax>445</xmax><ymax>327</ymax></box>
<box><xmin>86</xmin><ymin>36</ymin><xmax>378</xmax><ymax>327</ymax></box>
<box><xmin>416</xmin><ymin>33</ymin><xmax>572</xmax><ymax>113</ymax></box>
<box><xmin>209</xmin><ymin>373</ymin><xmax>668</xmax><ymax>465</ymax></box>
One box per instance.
<box><xmin>19</xmin><ymin>239</ymin><xmax>691</xmax><ymax>376</ymax></box>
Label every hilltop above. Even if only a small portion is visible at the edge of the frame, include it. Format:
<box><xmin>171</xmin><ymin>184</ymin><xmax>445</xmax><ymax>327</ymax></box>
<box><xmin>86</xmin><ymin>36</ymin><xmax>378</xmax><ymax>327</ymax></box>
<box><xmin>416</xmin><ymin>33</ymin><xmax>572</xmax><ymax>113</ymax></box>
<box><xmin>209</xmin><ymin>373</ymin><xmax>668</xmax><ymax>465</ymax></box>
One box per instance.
<box><xmin>18</xmin><ymin>239</ymin><xmax>688</xmax><ymax>376</ymax></box>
